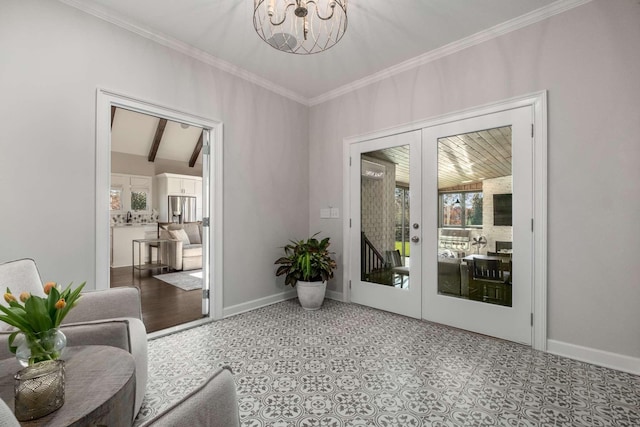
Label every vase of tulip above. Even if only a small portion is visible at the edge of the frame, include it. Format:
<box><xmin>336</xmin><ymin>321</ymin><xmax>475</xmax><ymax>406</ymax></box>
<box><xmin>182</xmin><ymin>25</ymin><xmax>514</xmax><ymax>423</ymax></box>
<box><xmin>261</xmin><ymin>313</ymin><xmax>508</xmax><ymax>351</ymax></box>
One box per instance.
<box><xmin>0</xmin><ymin>281</ymin><xmax>85</xmax><ymax>420</ymax></box>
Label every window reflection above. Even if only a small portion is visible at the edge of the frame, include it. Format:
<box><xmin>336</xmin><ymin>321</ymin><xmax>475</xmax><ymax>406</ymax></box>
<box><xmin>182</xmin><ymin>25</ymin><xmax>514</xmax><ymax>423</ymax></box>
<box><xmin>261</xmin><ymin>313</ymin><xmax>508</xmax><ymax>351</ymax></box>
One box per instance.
<box><xmin>360</xmin><ymin>145</ymin><xmax>411</xmax><ymax>289</ymax></box>
<box><xmin>437</xmin><ymin>126</ymin><xmax>513</xmax><ymax>307</ymax></box>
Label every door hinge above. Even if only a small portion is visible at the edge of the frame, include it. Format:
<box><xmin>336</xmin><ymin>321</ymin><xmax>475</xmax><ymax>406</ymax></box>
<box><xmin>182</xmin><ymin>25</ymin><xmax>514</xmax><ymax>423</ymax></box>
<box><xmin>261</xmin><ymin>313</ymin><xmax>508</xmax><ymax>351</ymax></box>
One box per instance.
<box><xmin>531</xmin><ymin>124</ymin><xmax>534</xmax><ymax>138</ymax></box>
<box><xmin>530</xmin><ymin>313</ymin><xmax>534</xmax><ymax>326</ymax></box>
<box><xmin>349</xmin><ymin>280</ymin><xmax>352</xmax><ymax>289</ymax></box>
<box><xmin>531</xmin><ymin>218</ymin><xmax>534</xmax><ymax>232</ymax></box>
<box><xmin>349</xmin><ymin>218</ymin><xmax>352</xmax><ymax>228</ymax></box>
<box><xmin>203</xmin><ymin>289</ymin><xmax>210</xmax><ymax>299</ymax></box>
<box><xmin>349</xmin><ymin>156</ymin><xmax>352</xmax><ymax>166</ymax></box>
<box><xmin>202</xmin><ymin>145</ymin><xmax>211</xmax><ymax>155</ymax></box>
<box><xmin>203</xmin><ymin>217</ymin><xmax>210</xmax><ymax>227</ymax></box>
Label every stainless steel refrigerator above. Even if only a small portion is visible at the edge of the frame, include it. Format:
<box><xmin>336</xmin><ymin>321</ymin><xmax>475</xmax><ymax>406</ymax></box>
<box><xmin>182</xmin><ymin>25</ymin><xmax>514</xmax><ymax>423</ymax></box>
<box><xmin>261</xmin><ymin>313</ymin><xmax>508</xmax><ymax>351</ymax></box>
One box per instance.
<box><xmin>167</xmin><ymin>196</ymin><xmax>196</xmax><ymax>223</ymax></box>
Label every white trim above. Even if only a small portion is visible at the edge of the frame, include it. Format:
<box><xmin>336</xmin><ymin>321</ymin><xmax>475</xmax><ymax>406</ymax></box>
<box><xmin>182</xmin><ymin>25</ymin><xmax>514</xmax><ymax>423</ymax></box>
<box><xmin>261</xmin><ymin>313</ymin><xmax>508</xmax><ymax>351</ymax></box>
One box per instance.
<box><xmin>95</xmin><ymin>88</ymin><xmax>224</xmax><ymax>321</ymax></box>
<box><xmin>309</xmin><ymin>0</ymin><xmax>591</xmax><ymax>105</ymax></box>
<box><xmin>59</xmin><ymin>0</ymin><xmax>588</xmax><ymax>107</ymax></box>
<box><xmin>343</xmin><ymin>91</ymin><xmax>548</xmax><ymax>350</ymax></box>
<box><xmin>223</xmin><ymin>291</ymin><xmax>297</xmax><ymax>318</ymax></box>
<box><xmin>148</xmin><ymin>317</ymin><xmax>214</xmax><ymax>340</ymax></box>
<box><xmin>58</xmin><ymin>0</ymin><xmax>308</xmax><ymax>106</ymax></box>
<box><xmin>325</xmin><ymin>289</ymin><xmax>344</xmax><ymax>302</ymax></box>
<box><xmin>548</xmin><ymin>339</ymin><xmax>640</xmax><ymax>375</ymax></box>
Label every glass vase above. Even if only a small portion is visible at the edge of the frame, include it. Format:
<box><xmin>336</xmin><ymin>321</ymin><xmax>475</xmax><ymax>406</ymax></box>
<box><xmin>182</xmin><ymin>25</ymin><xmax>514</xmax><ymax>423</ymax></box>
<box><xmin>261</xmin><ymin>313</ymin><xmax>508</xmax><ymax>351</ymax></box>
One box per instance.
<box><xmin>15</xmin><ymin>329</ymin><xmax>67</xmax><ymax>367</ymax></box>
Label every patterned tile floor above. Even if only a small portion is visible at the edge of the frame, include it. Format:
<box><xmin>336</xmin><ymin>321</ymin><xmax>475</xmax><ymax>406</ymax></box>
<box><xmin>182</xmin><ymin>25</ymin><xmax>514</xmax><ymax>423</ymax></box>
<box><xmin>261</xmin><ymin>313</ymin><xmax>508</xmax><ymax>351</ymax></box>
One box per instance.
<box><xmin>134</xmin><ymin>299</ymin><xmax>640</xmax><ymax>426</ymax></box>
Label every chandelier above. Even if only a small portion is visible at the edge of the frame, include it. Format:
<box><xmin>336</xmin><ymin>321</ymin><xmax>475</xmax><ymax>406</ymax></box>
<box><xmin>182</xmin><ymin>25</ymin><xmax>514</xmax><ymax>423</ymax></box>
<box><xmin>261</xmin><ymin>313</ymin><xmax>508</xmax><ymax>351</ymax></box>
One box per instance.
<box><xmin>253</xmin><ymin>0</ymin><xmax>348</xmax><ymax>55</ymax></box>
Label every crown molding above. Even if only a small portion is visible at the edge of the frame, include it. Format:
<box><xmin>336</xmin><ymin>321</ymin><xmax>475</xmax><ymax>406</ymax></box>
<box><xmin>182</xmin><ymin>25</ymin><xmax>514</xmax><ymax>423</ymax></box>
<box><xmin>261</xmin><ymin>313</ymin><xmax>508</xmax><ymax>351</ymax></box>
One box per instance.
<box><xmin>57</xmin><ymin>0</ymin><xmax>310</xmax><ymax>106</ymax></box>
<box><xmin>58</xmin><ymin>0</ymin><xmax>591</xmax><ymax>108</ymax></box>
<box><xmin>308</xmin><ymin>0</ymin><xmax>593</xmax><ymax>106</ymax></box>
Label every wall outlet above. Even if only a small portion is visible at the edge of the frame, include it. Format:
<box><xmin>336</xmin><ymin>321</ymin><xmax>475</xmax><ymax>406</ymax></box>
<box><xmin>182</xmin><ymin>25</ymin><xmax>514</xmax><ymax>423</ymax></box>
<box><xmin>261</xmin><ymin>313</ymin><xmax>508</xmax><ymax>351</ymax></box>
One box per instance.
<box><xmin>320</xmin><ymin>208</ymin><xmax>331</xmax><ymax>219</ymax></box>
<box><xmin>330</xmin><ymin>208</ymin><xmax>340</xmax><ymax>218</ymax></box>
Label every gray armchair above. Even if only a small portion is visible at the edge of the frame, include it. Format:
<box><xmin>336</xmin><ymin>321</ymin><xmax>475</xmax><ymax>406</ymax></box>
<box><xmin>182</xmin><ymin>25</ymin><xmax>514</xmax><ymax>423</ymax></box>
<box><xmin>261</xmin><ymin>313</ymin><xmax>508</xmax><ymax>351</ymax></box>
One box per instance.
<box><xmin>0</xmin><ymin>258</ymin><xmax>148</xmax><ymax>419</ymax></box>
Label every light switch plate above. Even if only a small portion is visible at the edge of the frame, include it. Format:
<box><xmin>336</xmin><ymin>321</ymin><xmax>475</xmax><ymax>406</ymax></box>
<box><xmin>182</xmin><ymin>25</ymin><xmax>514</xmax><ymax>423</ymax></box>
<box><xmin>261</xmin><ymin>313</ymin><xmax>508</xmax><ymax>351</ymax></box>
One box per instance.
<box><xmin>330</xmin><ymin>208</ymin><xmax>340</xmax><ymax>218</ymax></box>
<box><xmin>320</xmin><ymin>208</ymin><xmax>331</xmax><ymax>219</ymax></box>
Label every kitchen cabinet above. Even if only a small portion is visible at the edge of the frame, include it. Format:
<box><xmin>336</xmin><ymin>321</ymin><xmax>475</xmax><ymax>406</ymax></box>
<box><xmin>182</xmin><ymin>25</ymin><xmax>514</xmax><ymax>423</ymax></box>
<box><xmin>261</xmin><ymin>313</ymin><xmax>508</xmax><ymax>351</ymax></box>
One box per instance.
<box><xmin>165</xmin><ymin>175</ymin><xmax>198</xmax><ymax>195</ymax></box>
<box><xmin>111</xmin><ymin>224</ymin><xmax>157</xmax><ymax>268</ymax></box>
<box><xmin>154</xmin><ymin>173</ymin><xmax>203</xmax><ymax>222</ymax></box>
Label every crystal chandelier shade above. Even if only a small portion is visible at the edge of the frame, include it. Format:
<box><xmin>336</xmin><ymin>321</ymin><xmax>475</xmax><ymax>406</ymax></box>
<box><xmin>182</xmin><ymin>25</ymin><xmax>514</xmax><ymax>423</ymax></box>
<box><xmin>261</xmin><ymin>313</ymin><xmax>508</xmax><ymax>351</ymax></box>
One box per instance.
<box><xmin>254</xmin><ymin>0</ymin><xmax>348</xmax><ymax>54</ymax></box>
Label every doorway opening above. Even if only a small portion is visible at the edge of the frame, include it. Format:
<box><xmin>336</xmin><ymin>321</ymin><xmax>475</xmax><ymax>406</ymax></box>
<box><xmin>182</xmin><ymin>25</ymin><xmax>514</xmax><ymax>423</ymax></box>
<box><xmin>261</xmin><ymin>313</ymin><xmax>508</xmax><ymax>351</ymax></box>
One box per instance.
<box><xmin>95</xmin><ymin>89</ymin><xmax>224</xmax><ymax>333</ymax></box>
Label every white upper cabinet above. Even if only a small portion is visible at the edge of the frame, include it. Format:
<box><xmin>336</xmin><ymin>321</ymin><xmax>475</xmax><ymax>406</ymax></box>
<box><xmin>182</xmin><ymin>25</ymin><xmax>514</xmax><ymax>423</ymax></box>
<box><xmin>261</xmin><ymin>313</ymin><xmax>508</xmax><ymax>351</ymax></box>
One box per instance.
<box><xmin>164</xmin><ymin>174</ymin><xmax>198</xmax><ymax>195</ymax></box>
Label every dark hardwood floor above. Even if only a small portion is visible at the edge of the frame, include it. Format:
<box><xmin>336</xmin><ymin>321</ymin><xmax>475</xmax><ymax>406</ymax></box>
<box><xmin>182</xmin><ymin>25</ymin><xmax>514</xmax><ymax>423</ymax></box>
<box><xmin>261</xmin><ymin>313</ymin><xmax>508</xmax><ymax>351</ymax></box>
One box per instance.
<box><xmin>110</xmin><ymin>266</ymin><xmax>203</xmax><ymax>333</ymax></box>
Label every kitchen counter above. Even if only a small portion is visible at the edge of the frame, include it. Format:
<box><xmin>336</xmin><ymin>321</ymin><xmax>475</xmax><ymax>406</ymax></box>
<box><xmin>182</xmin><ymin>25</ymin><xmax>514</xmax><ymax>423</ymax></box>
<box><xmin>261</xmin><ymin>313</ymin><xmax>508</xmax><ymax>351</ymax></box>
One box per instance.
<box><xmin>110</xmin><ymin>224</ymin><xmax>159</xmax><ymax>267</ymax></box>
<box><xmin>111</xmin><ymin>222</ymin><xmax>158</xmax><ymax>228</ymax></box>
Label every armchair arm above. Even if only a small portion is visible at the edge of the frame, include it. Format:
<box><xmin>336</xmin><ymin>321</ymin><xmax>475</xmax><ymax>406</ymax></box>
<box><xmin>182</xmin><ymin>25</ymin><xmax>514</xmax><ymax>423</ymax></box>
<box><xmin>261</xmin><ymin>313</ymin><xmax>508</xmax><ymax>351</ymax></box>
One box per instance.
<box><xmin>142</xmin><ymin>366</ymin><xmax>240</xmax><ymax>427</ymax></box>
<box><xmin>167</xmin><ymin>239</ymin><xmax>183</xmax><ymax>271</ymax></box>
<box><xmin>0</xmin><ymin>319</ymin><xmax>131</xmax><ymax>360</ymax></box>
<box><xmin>62</xmin><ymin>286</ymin><xmax>143</xmax><ymax>323</ymax></box>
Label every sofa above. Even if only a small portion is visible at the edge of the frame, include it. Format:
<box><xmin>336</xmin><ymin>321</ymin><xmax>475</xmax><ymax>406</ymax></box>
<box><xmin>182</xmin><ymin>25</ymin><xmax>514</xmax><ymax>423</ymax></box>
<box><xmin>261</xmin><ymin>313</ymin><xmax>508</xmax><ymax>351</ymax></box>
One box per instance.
<box><xmin>158</xmin><ymin>222</ymin><xmax>203</xmax><ymax>271</ymax></box>
<box><xmin>0</xmin><ymin>259</ymin><xmax>148</xmax><ymax>420</ymax></box>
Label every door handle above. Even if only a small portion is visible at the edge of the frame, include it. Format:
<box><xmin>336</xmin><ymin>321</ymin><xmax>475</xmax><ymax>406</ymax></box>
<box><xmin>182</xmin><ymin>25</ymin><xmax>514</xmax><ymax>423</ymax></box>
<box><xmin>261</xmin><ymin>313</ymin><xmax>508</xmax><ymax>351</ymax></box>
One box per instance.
<box><xmin>411</xmin><ymin>236</ymin><xmax>420</xmax><ymax>243</ymax></box>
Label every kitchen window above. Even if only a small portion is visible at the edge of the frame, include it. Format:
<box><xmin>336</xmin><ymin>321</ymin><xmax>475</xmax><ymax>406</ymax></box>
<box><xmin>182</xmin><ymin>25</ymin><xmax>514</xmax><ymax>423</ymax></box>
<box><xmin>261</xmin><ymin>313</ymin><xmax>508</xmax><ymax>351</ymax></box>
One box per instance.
<box><xmin>439</xmin><ymin>191</ymin><xmax>483</xmax><ymax>228</ymax></box>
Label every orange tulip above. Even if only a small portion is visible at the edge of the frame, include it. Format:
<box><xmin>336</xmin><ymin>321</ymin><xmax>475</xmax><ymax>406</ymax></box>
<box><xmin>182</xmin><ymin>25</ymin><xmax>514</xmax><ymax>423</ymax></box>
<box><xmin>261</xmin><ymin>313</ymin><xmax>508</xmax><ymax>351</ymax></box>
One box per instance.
<box><xmin>43</xmin><ymin>282</ymin><xmax>56</xmax><ymax>295</ymax></box>
<box><xmin>55</xmin><ymin>298</ymin><xmax>66</xmax><ymax>310</ymax></box>
<box><xmin>3</xmin><ymin>293</ymin><xmax>16</xmax><ymax>304</ymax></box>
<box><xmin>19</xmin><ymin>292</ymin><xmax>30</xmax><ymax>303</ymax></box>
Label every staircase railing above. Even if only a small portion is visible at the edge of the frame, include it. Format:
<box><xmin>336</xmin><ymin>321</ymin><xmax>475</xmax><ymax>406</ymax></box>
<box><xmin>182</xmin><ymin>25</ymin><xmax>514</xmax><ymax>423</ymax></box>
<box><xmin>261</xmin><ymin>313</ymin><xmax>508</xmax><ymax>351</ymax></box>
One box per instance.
<box><xmin>361</xmin><ymin>232</ymin><xmax>385</xmax><ymax>280</ymax></box>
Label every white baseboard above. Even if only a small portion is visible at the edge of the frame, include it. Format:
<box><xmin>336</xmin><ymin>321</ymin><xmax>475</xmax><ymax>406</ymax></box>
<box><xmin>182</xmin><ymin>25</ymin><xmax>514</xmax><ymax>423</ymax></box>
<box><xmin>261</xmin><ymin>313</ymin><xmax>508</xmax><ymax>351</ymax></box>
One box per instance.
<box><xmin>223</xmin><ymin>290</ymin><xmax>297</xmax><ymax>318</ymax></box>
<box><xmin>325</xmin><ymin>290</ymin><xmax>344</xmax><ymax>302</ymax></box>
<box><xmin>547</xmin><ymin>339</ymin><xmax>640</xmax><ymax>375</ymax></box>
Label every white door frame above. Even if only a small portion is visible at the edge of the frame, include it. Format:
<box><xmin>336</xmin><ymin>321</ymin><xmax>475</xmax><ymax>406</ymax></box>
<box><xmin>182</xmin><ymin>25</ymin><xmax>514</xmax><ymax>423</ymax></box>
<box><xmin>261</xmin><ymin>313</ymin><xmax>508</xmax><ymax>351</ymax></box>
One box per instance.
<box><xmin>343</xmin><ymin>91</ymin><xmax>547</xmax><ymax>350</ymax></box>
<box><xmin>95</xmin><ymin>88</ymin><xmax>225</xmax><ymax>321</ymax></box>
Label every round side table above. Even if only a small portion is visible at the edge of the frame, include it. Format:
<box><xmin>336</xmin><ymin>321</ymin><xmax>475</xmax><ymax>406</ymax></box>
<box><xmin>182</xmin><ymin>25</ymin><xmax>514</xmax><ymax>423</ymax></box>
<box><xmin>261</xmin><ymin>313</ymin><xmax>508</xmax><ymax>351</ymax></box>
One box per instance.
<box><xmin>0</xmin><ymin>345</ymin><xmax>136</xmax><ymax>426</ymax></box>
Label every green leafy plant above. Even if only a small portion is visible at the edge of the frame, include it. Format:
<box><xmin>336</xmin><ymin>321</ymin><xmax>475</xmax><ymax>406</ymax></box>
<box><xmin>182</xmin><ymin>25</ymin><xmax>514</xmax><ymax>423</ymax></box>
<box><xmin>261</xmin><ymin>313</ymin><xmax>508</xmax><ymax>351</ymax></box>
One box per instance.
<box><xmin>275</xmin><ymin>233</ymin><xmax>337</xmax><ymax>287</ymax></box>
<box><xmin>0</xmin><ymin>282</ymin><xmax>85</xmax><ymax>364</ymax></box>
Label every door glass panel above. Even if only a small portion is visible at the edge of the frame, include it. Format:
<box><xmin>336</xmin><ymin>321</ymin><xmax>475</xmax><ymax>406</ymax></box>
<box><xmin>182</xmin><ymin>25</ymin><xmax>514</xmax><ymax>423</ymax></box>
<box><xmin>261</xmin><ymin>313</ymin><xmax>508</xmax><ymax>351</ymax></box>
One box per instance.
<box><xmin>360</xmin><ymin>145</ymin><xmax>410</xmax><ymax>289</ymax></box>
<box><xmin>437</xmin><ymin>126</ymin><xmax>513</xmax><ymax>307</ymax></box>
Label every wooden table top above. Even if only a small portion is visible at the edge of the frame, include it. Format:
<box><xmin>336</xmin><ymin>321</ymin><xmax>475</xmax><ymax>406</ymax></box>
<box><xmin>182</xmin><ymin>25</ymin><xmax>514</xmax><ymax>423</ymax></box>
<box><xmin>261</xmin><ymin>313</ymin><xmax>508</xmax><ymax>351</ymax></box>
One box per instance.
<box><xmin>0</xmin><ymin>345</ymin><xmax>135</xmax><ymax>427</ymax></box>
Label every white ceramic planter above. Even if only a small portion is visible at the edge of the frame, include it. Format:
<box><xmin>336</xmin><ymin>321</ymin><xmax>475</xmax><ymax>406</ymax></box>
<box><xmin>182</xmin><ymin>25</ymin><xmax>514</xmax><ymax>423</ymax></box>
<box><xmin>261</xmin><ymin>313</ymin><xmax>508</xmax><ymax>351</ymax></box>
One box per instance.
<box><xmin>296</xmin><ymin>281</ymin><xmax>327</xmax><ymax>310</ymax></box>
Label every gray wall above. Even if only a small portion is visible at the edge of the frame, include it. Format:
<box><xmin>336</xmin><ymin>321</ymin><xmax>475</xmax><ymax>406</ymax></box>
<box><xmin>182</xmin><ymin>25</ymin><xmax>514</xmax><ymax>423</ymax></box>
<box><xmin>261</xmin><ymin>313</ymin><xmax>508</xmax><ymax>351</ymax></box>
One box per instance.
<box><xmin>309</xmin><ymin>0</ymin><xmax>640</xmax><ymax>358</ymax></box>
<box><xmin>0</xmin><ymin>0</ymin><xmax>309</xmax><ymax>307</ymax></box>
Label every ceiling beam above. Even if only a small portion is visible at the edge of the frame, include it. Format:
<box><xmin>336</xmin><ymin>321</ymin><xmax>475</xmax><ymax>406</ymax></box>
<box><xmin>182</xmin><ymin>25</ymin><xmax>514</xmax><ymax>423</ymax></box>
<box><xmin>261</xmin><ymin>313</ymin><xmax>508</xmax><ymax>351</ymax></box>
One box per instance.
<box><xmin>110</xmin><ymin>106</ymin><xmax>116</xmax><ymax>128</ymax></box>
<box><xmin>189</xmin><ymin>131</ymin><xmax>204</xmax><ymax>168</ymax></box>
<box><xmin>148</xmin><ymin>118</ymin><xmax>168</xmax><ymax>162</ymax></box>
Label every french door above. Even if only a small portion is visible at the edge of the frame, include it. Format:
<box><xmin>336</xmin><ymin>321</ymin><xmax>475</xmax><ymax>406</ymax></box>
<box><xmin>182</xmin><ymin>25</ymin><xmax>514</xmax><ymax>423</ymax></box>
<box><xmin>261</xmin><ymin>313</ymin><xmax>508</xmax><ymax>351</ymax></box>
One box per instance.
<box><xmin>422</xmin><ymin>106</ymin><xmax>533</xmax><ymax>345</ymax></box>
<box><xmin>349</xmin><ymin>130</ymin><xmax>422</xmax><ymax>319</ymax></box>
<box><xmin>347</xmin><ymin>106</ymin><xmax>534</xmax><ymax>344</ymax></box>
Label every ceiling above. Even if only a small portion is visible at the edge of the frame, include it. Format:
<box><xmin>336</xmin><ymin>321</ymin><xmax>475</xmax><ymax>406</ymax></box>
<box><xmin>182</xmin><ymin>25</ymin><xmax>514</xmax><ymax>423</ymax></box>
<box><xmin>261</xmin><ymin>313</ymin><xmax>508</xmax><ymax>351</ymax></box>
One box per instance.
<box><xmin>63</xmin><ymin>0</ymin><xmax>561</xmax><ymax>102</ymax></box>
<box><xmin>365</xmin><ymin>126</ymin><xmax>512</xmax><ymax>189</ymax></box>
<box><xmin>111</xmin><ymin>107</ymin><xmax>204</xmax><ymax>164</ymax></box>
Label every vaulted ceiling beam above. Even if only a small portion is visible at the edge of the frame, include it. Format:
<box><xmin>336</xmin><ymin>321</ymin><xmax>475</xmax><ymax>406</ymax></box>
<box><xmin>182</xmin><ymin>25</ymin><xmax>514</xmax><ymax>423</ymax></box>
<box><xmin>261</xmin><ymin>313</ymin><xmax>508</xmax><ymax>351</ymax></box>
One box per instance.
<box><xmin>148</xmin><ymin>118</ymin><xmax>168</xmax><ymax>162</ymax></box>
<box><xmin>189</xmin><ymin>131</ymin><xmax>204</xmax><ymax>168</ymax></box>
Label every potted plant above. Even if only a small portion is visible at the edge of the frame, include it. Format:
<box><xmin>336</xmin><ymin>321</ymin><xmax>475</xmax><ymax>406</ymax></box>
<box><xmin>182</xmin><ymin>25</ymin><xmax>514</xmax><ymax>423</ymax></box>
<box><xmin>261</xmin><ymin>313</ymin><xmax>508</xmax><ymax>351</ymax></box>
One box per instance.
<box><xmin>275</xmin><ymin>233</ymin><xmax>337</xmax><ymax>310</ymax></box>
